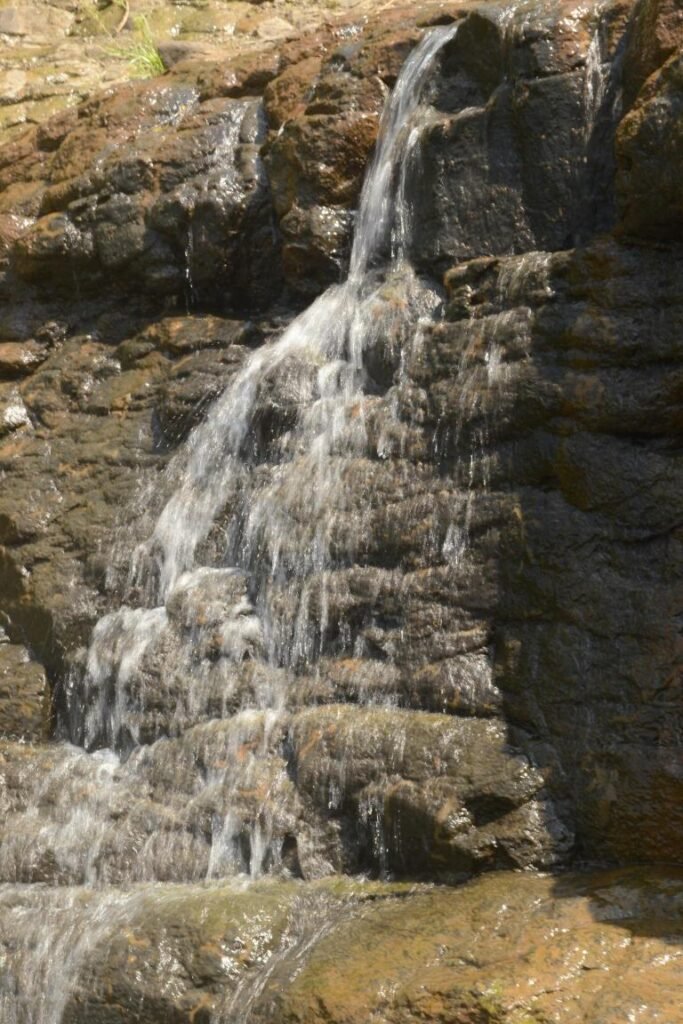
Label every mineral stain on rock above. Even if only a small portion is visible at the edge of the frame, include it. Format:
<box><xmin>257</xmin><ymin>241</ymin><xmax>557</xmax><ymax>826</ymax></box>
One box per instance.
<box><xmin>0</xmin><ymin>0</ymin><xmax>681</xmax><ymax>1020</ymax></box>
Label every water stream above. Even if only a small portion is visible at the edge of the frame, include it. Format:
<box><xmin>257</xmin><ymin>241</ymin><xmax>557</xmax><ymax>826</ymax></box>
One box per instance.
<box><xmin>0</xmin><ymin>24</ymin><xmax>460</xmax><ymax>1023</ymax></box>
<box><xmin>0</xmin><ymin>10</ymin><xmax>621</xmax><ymax>1019</ymax></box>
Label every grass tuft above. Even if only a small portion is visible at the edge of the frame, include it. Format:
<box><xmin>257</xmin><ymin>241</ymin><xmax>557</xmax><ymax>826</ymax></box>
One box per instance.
<box><xmin>105</xmin><ymin>14</ymin><xmax>165</xmax><ymax>78</ymax></box>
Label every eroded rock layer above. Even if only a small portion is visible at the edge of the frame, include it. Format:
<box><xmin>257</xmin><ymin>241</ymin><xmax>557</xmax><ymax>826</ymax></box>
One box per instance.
<box><xmin>0</xmin><ymin>0</ymin><xmax>681</xmax><ymax>1018</ymax></box>
<box><xmin>1</xmin><ymin>868</ymin><xmax>681</xmax><ymax>1023</ymax></box>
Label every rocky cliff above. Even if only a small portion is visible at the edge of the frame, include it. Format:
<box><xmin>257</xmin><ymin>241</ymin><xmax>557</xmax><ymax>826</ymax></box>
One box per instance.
<box><xmin>0</xmin><ymin>0</ymin><xmax>681</xmax><ymax>1020</ymax></box>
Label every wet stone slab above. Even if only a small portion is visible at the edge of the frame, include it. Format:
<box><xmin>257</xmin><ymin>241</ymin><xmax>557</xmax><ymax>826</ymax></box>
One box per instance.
<box><xmin>0</xmin><ymin>868</ymin><xmax>680</xmax><ymax>1024</ymax></box>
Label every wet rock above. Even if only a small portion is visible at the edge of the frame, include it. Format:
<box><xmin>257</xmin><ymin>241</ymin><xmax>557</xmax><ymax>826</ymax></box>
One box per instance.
<box><xmin>262</xmin><ymin>36</ymin><xmax>392</xmax><ymax>293</ymax></box>
<box><xmin>0</xmin><ymin>868</ymin><xmax>679</xmax><ymax>1024</ymax></box>
<box><xmin>622</xmin><ymin>0</ymin><xmax>683</xmax><ymax>106</ymax></box>
<box><xmin>616</xmin><ymin>52</ymin><xmax>683</xmax><ymax>239</ymax></box>
<box><xmin>0</xmin><ymin>642</ymin><xmax>48</xmax><ymax>741</ymax></box>
<box><xmin>0</xmin><ymin>715</ymin><xmax>301</xmax><ymax>884</ymax></box>
<box><xmin>408</xmin><ymin>2</ymin><xmax>615</xmax><ymax>270</ymax></box>
<box><xmin>0</xmin><ymin>339</ymin><xmax>48</xmax><ymax>378</ymax></box>
<box><xmin>157</xmin><ymin>344</ymin><xmax>250</xmax><ymax>442</ymax></box>
<box><xmin>136</xmin><ymin>315</ymin><xmax>261</xmax><ymax>357</ymax></box>
<box><xmin>289</xmin><ymin>705</ymin><xmax>571</xmax><ymax>878</ymax></box>
<box><xmin>6</xmin><ymin>82</ymin><xmax>281</xmax><ymax>312</ymax></box>
<box><xmin>430</xmin><ymin>241</ymin><xmax>683</xmax><ymax>865</ymax></box>
<box><xmin>0</xmin><ymin>0</ymin><xmax>679</xmax><ymax>904</ymax></box>
<box><xmin>254</xmin><ymin>868</ymin><xmax>683</xmax><ymax>1024</ymax></box>
<box><xmin>0</xmin><ymin>387</ymin><xmax>30</xmax><ymax>437</ymax></box>
<box><xmin>0</xmin><ymin>876</ymin><xmax>413</xmax><ymax>1024</ymax></box>
<box><xmin>280</xmin><ymin>203</ymin><xmax>354</xmax><ymax>296</ymax></box>
<box><xmin>14</xmin><ymin>212</ymin><xmax>95</xmax><ymax>281</ymax></box>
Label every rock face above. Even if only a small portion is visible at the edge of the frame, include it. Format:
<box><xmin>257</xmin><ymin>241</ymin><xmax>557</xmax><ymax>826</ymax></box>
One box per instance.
<box><xmin>260</xmin><ymin>868</ymin><xmax>683</xmax><ymax>1024</ymax></box>
<box><xmin>0</xmin><ymin>869</ymin><xmax>680</xmax><ymax>1024</ymax></box>
<box><xmin>0</xmin><ymin>0</ymin><xmax>682</xmax><ymax>1017</ymax></box>
<box><xmin>0</xmin><ymin>0</ymin><xmax>680</xmax><ymax>872</ymax></box>
<box><xmin>0</xmin><ymin>639</ymin><xmax>47</xmax><ymax>740</ymax></box>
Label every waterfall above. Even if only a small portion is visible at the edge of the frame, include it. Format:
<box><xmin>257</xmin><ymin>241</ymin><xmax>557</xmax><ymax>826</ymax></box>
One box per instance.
<box><xmin>0</xmin><ymin>23</ymin><xmax>458</xmax><ymax>900</ymax></box>
<box><xmin>1</xmin><ymin>7</ymin><xmax>642</xmax><ymax>1018</ymax></box>
<box><xmin>61</xmin><ymin>25</ymin><xmax>456</xmax><ymax>764</ymax></box>
<box><xmin>0</xmin><ymin>30</ymin><xmax>463</xmax><ymax>1020</ymax></box>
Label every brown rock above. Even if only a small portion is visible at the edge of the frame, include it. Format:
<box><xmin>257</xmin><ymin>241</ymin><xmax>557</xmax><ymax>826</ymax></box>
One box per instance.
<box><xmin>0</xmin><ymin>340</ymin><xmax>48</xmax><ymax>379</ymax></box>
<box><xmin>255</xmin><ymin>869</ymin><xmax>683</xmax><ymax>1024</ymax></box>
<box><xmin>195</xmin><ymin>49</ymin><xmax>282</xmax><ymax>101</ymax></box>
<box><xmin>616</xmin><ymin>53</ymin><xmax>683</xmax><ymax>239</ymax></box>
<box><xmin>0</xmin><ymin>642</ymin><xmax>48</xmax><ymax>741</ymax></box>
<box><xmin>622</xmin><ymin>0</ymin><xmax>683</xmax><ymax>107</ymax></box>
<box><xmin>263</xmin><ymin>56</ymin><xmax>323</xmax><ymax>130</ymax></box>
<box><xmin>289</xmin><ymin>705</ymin><xmax>570</xmax><ymax>878</ymax></box>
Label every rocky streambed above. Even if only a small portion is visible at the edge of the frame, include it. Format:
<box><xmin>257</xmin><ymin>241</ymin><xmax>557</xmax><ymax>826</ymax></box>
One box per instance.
<box><xmin>0</xmin><ymin>0</ymin><xmax>682</xmax><ymax>1020</ymax></box>
<box><xmin>2</xmin><ymin>867</ymin><xmax>682</xmax><ymax>1023</ymax></box>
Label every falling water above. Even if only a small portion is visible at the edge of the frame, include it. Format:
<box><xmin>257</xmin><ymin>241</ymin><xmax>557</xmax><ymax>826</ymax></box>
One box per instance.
<box><xmin>0</xmin><ymin>26</ymin><xmax>460</xmax><ymax>1023</ymax></box>
<box><xmin>0</xmin><ymin>4</ymin><xmax>638</xmax><ymax>1015</ymax></box>
<box><xmin>59</xmin><ymin>22</ymin><xmax>456</xmax><ymax>763</ymax></box>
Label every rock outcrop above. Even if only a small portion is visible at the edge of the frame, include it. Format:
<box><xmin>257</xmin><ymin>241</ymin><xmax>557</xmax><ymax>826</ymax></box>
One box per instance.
<box><xmin>0</xmin><ymin>868</ymin><xmax>680</xmax><ymax>1024</ymax></box>
<box><xmin>0</xmin><ymin>0</ymin><xmax>681</xmax><ymax>1016</ymax></box>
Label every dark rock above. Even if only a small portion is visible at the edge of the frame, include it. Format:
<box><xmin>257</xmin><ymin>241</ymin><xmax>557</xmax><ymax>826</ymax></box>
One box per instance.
<box><xmin>621</xmin><ymin>0</ymin><xmax>683</xmax><ymax>107</ymax></box>
<box><xmin>289</xmin><ymin>705</ymin><xmax>570</xmax><ymax>878</ymax></box>
<box><xmin>156</xmin><ymin>344</ymin><xmax>249</xmax><ymax>443</ymax></box>
<box><xmin>616</xmin><ymin>53</ymin><xmax>683</xmax><ymax>239</ymax></box>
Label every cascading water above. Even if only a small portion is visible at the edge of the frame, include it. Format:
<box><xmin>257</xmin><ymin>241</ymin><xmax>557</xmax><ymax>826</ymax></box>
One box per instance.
<box><xmin>1</xmin><ymin>0</ymin><xmax>673</xmax><ymax>1016</ymax></box>
<box><xmin>0</xmin><ymin>24</ymin><xmax>461</xmax><ymax>1024</ymax></box>
<box><xmin>47</xmin><ymin>21</ymin><xmax>457</xmax><ymax>855</ymax></box>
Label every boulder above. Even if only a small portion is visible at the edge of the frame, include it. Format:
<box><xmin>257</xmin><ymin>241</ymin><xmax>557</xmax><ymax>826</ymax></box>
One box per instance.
<box><xmin>0</xmin><ymin>869</ymin><xmax>679</xmax><ymax>1024</ymax></box>
<box><xmin>256</xmin><ymin>868</ymin><xmax>683</xmax><ymax>1024</ymax></box>
<box><xmin>289</xmin><ymin>705</ymin><xmax>571</xmax><ymax>878</ymax></box>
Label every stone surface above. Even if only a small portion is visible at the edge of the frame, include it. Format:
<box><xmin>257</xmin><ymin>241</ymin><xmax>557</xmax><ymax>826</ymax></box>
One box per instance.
<box><xmin>289</xmin><ymin>705</ymin><xmax>571</xmax><ymax>879</ymax></box>
<box><xmin>0</xmin><ymin>0</ymin><xmax>679</xmax><ymax>981</ymax></box>
<box><xmin>0</xmin><ymin>0</ymin><xmax>679</xmax><ymax>875</ymax></box>
<box><xmin>0</xmin><ymin>642</ymin><xmax>47</xmax><ymax>741</ymax></box>
<box><xmin>432</xmin><ymin>240</ymin><xmax>683</xmax><ymax>865</ymax></box>
<box><xmin>0</xmin><ymin>0</ymin><xmax>419</xmax><ymax>149</ymax></box>
<box><xmin>0</xmin><ymin>339</ymin><xmax>47</xmax><ymax>377</ymax></box>
<box><xmin>257</xmin><ymin>868</ymin><xmax>683</xmax><ymax>1024</ymax></box>
<box><xmin>0</xmin><ymin>0</ymin><xmax>681</xmax><ymax>1018</ymax></box>
<box><xmin>0</xmin><ymin>869</ymin><xmax>679</xmax><ymax>1024</ymax></box>
<box><xmin>617</xmin><ymin>52</ymin><xmax>683</xmax><ymax>238</ymax></box>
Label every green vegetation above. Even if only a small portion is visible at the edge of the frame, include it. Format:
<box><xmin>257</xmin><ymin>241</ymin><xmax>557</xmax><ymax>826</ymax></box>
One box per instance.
<box><xmin>105</xmin><ymin>14</ymin><xmax>165</xmax><ymax>77</ymax></box>
<box><xmin>77</xmin><ymin>1</ymin><xmax>165</xmax><ymax>78</ymax></box>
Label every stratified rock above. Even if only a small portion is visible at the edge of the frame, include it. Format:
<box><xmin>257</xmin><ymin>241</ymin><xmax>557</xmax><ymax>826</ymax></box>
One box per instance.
<box><xmin>6</xmin><ymin>80</ymin><xmax>281</xmax><ymax>312</ymax></box>
<box><xmin>289</xmin><ymin>705</ymin><xmax>571</xmax><ymax>878</ymax></box>
<box><xmin>431</xmin><ymin>240</ymin><xmax>683</xmax><ymax>865</ymax></box>
<box><xmin>0</xmin><ymin>0</ymin><xmax>680</xmax><ymax>891</ymax></box>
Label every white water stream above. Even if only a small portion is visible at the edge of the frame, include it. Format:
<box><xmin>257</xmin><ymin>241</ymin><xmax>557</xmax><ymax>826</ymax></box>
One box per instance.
<box><xmin>0</xmin><ymin>9</ymin><xmax>620</xmax><ymax>1018</ymax></box>
<box><xmin>63</xmin><ymin>24</ymin><xmax>456</xmax><ymax>777</ymax></box>
<box><xmin>0</xmin><ymin>25</ymin><xmax>459</xmax><ymax>1024</ymax></box>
